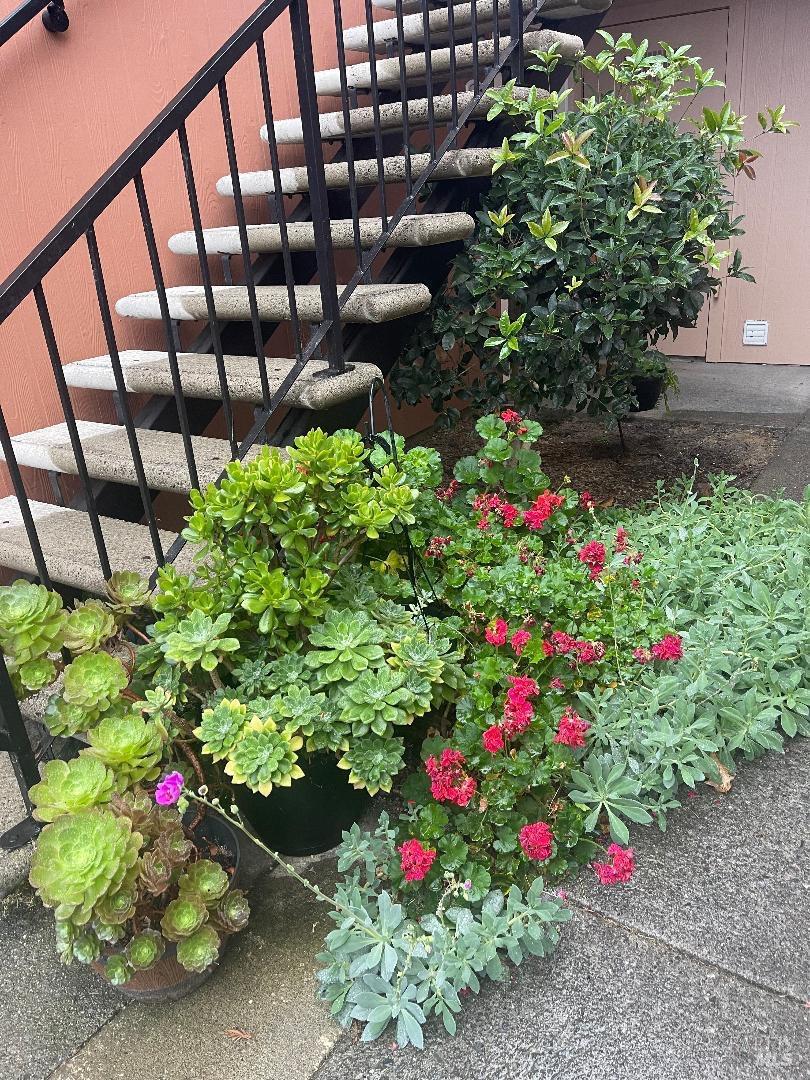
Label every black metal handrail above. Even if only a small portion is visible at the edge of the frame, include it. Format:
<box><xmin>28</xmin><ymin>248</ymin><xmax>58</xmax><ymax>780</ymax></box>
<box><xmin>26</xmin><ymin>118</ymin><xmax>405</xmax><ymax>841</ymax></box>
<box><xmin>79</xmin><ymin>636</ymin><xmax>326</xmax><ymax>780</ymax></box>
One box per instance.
<box><xmin>0</xmin><ymin>0</ymin><xmax>68</xmax><ymax>48</ymax></box>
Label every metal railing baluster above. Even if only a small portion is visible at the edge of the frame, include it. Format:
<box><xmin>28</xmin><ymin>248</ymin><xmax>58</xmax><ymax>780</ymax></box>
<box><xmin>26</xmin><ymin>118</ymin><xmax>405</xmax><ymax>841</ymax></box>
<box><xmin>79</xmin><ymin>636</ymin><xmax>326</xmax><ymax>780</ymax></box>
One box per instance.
<box><xmin>0</xmin><ymin>403</ymin><xmax>50</xmax><ymax>585</ymax></box>
<box><xmin>33</xmin><ymin>282</ymin><xmax>112</xmax><ymax>578</ymax></box>
<box><xmin>471</xmin><ymin>0</ymin><xmax>480</xmax><ymax>93</ymax></box>
<box><xmin>176</xmin><ymin>123</ymin><xmax>237</xmax><ymax>457</ymax></box>
<box><xmin>256</xmin><ymin>37</ymin><xmax>304</xmax><ymax>358</ymax></box>
<box><xmin>133</xmin><ymin>172</ymin><xmax>200</xmax><ymax>493</ymax></box>
<box><xmin>85</xmin><ymin>223</ymin><xmax>165</xmax><ymax>566</ymax></box>
<box><xmin>218</xmin><ymin>76</ymin><xmax>272</xmax><ymax>410</ymax></box>
<box><xmin>420</xmin><ymin>0</ymin><xmax>436</xmax><ymax>156</ymax></box>
<box><xmin>362</xmin><ymin>0</ymin><xmax>388</xmax><ymax>233</ymax></box>
<box><xmin>393</xmin><ymin>0</ymin><xmax>413</xmax><ymax>197</ymax></box>
<box><xmin>447</xmin><ymin>0</ymin><xmax>459</xmax><ymax>128</ymax></box>
<box><xmin>330</xmin><ymin>0</ymin><xmax>365</xmax><ymax>274</ymax></box>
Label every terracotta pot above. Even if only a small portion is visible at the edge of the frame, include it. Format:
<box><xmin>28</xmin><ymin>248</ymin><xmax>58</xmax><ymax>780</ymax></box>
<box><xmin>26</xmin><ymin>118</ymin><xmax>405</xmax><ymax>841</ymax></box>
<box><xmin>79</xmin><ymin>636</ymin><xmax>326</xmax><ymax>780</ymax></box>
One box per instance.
<box><xmin>93</xmin><ymin>811</ymin><xmax>241</xmax><ymax>1001</ymax></box>
<box><xmin>235</xmin><ymin>750</ymin><xmax>370</xmax><ymax>856</ymax></box>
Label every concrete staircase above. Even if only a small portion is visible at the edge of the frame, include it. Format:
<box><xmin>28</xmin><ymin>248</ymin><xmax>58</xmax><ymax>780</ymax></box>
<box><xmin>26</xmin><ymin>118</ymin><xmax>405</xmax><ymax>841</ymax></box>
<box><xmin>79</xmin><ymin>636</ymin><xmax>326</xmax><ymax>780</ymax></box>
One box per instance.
<box><xmin>0</xmin><ymin>0</ymin><xmax>607</xmax><ymax>593</ymax></box>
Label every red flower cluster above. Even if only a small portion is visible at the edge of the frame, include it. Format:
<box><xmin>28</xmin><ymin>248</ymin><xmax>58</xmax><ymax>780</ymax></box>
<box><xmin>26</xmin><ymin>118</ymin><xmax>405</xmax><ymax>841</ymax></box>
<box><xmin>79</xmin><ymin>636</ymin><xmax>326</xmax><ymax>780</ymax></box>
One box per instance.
<box><xmin>651</xmin><ymin>633</ymin><xmax>683</xmax><ymax>661</ymax></box>
<box><xmin>426</xmin><ymin>748</ymin><xmax>477</xmax><ymax>807</ymax></box>
<box><xmin>510</xmin><ymin>629</ymin><xmax>531</xmax><ymax>657</ymax></box>
<box><xmin>398</xmin><ymin>838</ymin><xmax>437</xmax><ymax>882</ymax></box>
<box><xmin>580</xmin><ymin>491</ymin><xmax>595</xmax><ymax>510</ymax></box>
<box><xmin>547</xmin><ymin>631</ymin><xmax>605</xmax><ymax>666</ymax></box>
<box><xmin>578</xmin><ymin>540</ymin><xmax>607</xmax><ymax>579</ymax></box>
<box><xmin>425</xmin><ymin>536</ymin><xmax>452</xmax><ymax>558</ymax></box>
<box><xmin>485</xmin><ymin>618</ymin><xmax>509</xmax><ymax>646</ymax></box>
<box><xmin>472</xmin><ymin>492</ymin><xmax>522</xmax><ymax>531</ymax></box>
<box><xmin>549</xmin><ymin>677</ymin><xmax>566</xmax><ymax>691</ymax></box>
<box><xmin>553</xmin><ymin>706</ymin><xmax>590</xmax><ymax>748</ymax></box>
<box><xmin>503</xmin><ymin>674</ymin><xmax>539</xmax><ymax>737</ymax></box>
<box><xmin>519</xmin><ymin>821</ymin><xmax>554</xmax><ymax>862</ymax></box>
<box><xmin>482</xmin><ymin>725</ymin><xmax>505</xmax><ymax>754</ymax></box>
<box><xmin>523</xmin><ymin>490</ymin><xmax>564</xmax><ymax>531</ymax></box>
<box><xmin>592</xmin><ymin>844</ymin><xmax>635</xmax><ymax>885</ymax></box>
<box><xmin>614</xmin><ymin>526</ymin><xmax>629</xmax><ymax>553</ymax></box>
<box><xmin>500</xmin><ymin>408</ymin><xmax>522</xmax><ymax>424</ymax></box>
<box><xmin>574</xmin><ymin>640</ymin><xmax>606</xmax><ymax>665</ymax></box>
<box><xmin>435</xmin><ymin>479</ymin><xmax>460</xmax><ymax>503</ymax></box>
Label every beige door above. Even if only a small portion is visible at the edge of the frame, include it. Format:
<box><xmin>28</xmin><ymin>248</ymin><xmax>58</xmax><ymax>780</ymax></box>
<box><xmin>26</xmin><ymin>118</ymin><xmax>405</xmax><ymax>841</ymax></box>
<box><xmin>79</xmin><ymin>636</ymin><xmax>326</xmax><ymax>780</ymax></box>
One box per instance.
<box><xmin>577</xmin><ymin>5</ymin><xmax>731</xmax><ymax>358</ymax></box>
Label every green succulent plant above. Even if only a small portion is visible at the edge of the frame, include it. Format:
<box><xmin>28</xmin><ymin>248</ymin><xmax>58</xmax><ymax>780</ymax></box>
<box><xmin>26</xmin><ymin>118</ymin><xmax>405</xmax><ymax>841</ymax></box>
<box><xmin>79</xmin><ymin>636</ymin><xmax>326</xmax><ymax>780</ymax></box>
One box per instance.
<box><xmin>339</xmin><ymin>668</ymin><xmax>415</xmax><ymax>736</ymax></box>
<box><xmin>83</xmin><ymin>711</ymin><xmax>166</xmax><ymax>791</ymax></box>
<box><xmin>42</xmin><ymin>696</ymin><xmax>96</xmax><ymax>738</ymax></box>
<box><xmin>156</xmin><ymin>822</ymin><xmax>194</xmax><ymax>867</ymax></box>
<box><xmin>176</xmin><ymin>925</ymin><xmax>221</xmax><ymax>973</ymax></box>
<box><xmin>225</xmin><ymin>716</ymin><xmax>304</xmax><ymax>796</ymax></box>
<box><xmin>93</xmin><ymin>919</ymin><xmax>125</xmax><ymax>945</ymax></box>
<box><xmin>211</xmin><ymin>889</ymin><xmax>251</xmax><ymax>934</ymax></box>
<box><xmin>306</xmin><ymin>610</ymin><xmax>386</xmax><ymax>683</ymax></box>
<box><xmin>62</xmin><ymin>600</ymin><xmax>117</xmax><ymax>655</ymax></box>
<box><xmin>105</xmin><ymin>571</ymin><xmax>151</xmax><ymax>615</ymax></box>
<box><xmin>29</xmin><ymin>808</ymin><xmax>142</xmax><ymax>925</ymax></box>
<box><xmin>193</xmin><ymin>698</ymin><xmax>247</xmax><ymax>761</ymax></box>
<box><xmin>94</xmin><ymin>880</ymin><xmax>138</xmax><ymax>925</ymax></box>
<box><xmin>29</xmin><ymin>757</ymin><xmax>116</xmax><ymax>823</ymax></box>
<box><xmin>160</xmin><ymin>610</ymin><xmax>240</xmax><ymax>672</ymax></box>
<box><xmin>178</xmin><ymin>859</ymin><xmax>229</xmax><ymax>906</ymax></box>
<box><xmin>231</xmin><ymin>657</ymin><xmax>274</xmax><ymax>698</ymax></box>
<box><xmin>160</xmin><ymin>895</ymin><xmax>209</xmax><ymax>941</ymax></box>
<box><xmin>62</xmin><ymin>651</ymin><xmax>129</xmax><ymax>714</ymax></box>
<box><xmin>17</xmin><ymin>657</ymin><xmax>58</xmax><ymax>693</ymax></box>
<box><xmin>104</xmin><ymin>954</ymin><xmax>132</xmax><ymax>985</ymax></box>
<box><xmin>139</xmin><ymin>848</ymin><xmax>172</xmax><ymax>896</ymax></box>
<box><xmin>72</xmin><ymin>930</ymin><xmax>102</xmax><ymax>965</ymax></box>
<box><xmin>270</xmin><ymin>684</ymin><xmax>327</xmax><ymax>734</ymax></box>
<box><xmin>337</xmin><ymin>735</ymin><xmax>406</xmax><ymax>795</ymax></box>
<box><xmin>389</xmin><ymin>634</ymin><xmax>447</xmax><ymax>682</ymax></box>
<box><xmin>125</xmin><ymin>929</ymin><xmax>165</xmax><ymax>971</ymax></box>
<box><xmin>0</xmin><ymin>580</ymin><xmax>65</xmax><ymax>665</ymax></box>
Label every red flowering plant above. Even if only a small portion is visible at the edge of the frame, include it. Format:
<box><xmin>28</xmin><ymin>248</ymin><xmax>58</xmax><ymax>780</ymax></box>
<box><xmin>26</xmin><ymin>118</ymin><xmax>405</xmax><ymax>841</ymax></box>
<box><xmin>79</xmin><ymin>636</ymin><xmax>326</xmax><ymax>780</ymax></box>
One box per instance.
<box><xmin>391</xmin><ymin>412</ymin><xmax>681</xmax><ymax>895</ymax></box>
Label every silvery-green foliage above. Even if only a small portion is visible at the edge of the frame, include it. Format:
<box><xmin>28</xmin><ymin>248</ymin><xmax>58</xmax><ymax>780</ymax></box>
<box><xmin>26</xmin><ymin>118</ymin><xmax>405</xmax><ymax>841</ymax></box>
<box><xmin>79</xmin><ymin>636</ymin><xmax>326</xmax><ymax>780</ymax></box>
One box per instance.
<box><xmin>316</xmin><ymin>814</ymin><xmax>570</xmax><ymax>1047</ymax></box>
<box><xmin>576</xmin><ymin>481</ymin><xmax>809</xmax><ymax>824</ymax></box>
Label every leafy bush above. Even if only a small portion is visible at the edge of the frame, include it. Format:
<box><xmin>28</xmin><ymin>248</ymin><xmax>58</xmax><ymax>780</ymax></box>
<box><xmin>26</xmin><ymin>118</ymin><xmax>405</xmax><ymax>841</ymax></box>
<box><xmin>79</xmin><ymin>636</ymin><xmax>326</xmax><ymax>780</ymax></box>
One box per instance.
<box><xmin>392</xmin><ymin>37</ymin><xmax>794</xmax><ymax>422</ymax></box>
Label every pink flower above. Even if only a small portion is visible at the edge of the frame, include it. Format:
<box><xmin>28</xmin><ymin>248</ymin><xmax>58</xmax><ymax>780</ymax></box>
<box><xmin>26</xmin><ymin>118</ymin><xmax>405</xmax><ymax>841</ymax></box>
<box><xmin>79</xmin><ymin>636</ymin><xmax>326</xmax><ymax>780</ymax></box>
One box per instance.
<box><xmin>398</xmin><ymin>838</ymin><xmax>437</xmax><ymax>882</ymax></box>
<box><xmin>553</xmin><ymin>707</ymin><xmax>590</xmax><ymax>748</ymax></box>
<box><xmin>435</xmin><ymin>480</ymin><xmax>459</xmax><ymax>503</ymax></box>
<box><xmin>155</xmin><ymin>771</ymin><xmax>184</xmax><ymax>806</ymax></box>
<box><xmin>580</xmin><ymin>491</ymin><xmax>595</xmax><ymax>510</ymax></box>
<box><xmin>425</xmin><ymin>536</ymin><xmax>452</xmax><ymax>558</ymax></box>
<box><xmin>482</xmin><ymin>725</ymin><xmax>505</xmax><ymax>754</ymax></box>
<box><xmin>497</xmin><ymin>502</ymin><xmax>521</xmax><ymax>528</ymax></box>
<box><xmin>651</xmin><ymin>633</ymin><xmax>683</xmax><ymax>661</ymax></box>
<box><xmin>425</xmin><ymin>749</ymin><xmax>477</xmax><ymax>807</ymax></box>
<box><xmin>485</xmin><ymin>618</ymin><xmax>509</xmax><ymax>646</ymax></box>
<box><xmin>549</xmin><ymin>677</ymin><xmax>565</xmax><ymax>691</ymax></box>
<box><xmin>510</xmin><ymin>629</ymin><xmax>531</xmax><ymax>657</ymax></box>
<box><xmin>633</xmin><ymin>647</ymin><xmax>653</xmax><ymax>663</ymax></box>
<box><xmin>551</xmin><ymin>630</ymin><xmax>577</xmax><ymax>655</ymax></box>
<box><xmin>507</xmin><ymin>675</ymin><xmax>539</xmax><ymax>697</ymax></box>
<box><xmin>574</xmin><ymin>640</ymin><xmax>606</xmax><ymax>665</ymax></box>
<box><xmin>631</xmin><ymin>578</ymin><xmax>640</xmax><ymax>590</ymax></box>
<box><xmin>614</xmin><ymin>526</ymin><xmax>629</xmax><ymax>553</ymax></box>
<box><xmin>542</xmin><ymin>640</ymin><xmax>555</xmax><ymax>657</ymax></box>
<box><xmin>524</xmin><ymin>490</ymin><xmax>564</xmax><ymax>530</ymax></box>
<box><xmin>519</xmin><ymin>821</ymin><xmax>554</xmax><ymax>862</ymax></box>
<box><xmin>592</xmin><ymin>843</ymin><xmax>635</xmax><ymax>885</ymax></box>
<box><xmin>501</xmin><ymin>408</ymin><xmax>522</xmax><ymax>424</ymax></box>
<box><xmin>578</xmin><ymin>541</ymin><xmax>606</xmax><ymax>579</ymax></box>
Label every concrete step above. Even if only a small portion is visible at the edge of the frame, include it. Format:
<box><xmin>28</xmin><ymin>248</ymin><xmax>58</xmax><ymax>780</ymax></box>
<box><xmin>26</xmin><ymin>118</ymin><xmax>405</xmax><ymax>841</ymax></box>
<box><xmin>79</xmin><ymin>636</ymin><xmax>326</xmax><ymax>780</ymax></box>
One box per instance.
<box><xmin>264</xmin><ymin>87</ymin><xmax>531</xmax><ymax>144</ymax></box>
<box><xmin>115</xmin><ymin>282</ymin><xmax>431</xmax><ymax>323</ymax></box>
<box><xmin>0</xmin><ymin>497</ymin><xmax>188</xmax><ymax>594</ymax></box>
<box><xmin>313</xmin><ymin>29</ymin><xmax>580</xmax><ymax>96</ymax></box>
<box><xmin>344</xmin><ymin>0</ymin><xmax>537</xmax><ymax>53</ymax></box>
<box><xmin>62</xmin><ymin>351</ymin><xmax>383</xmax><ymax>410</ymax></box>
<box><xmin>371</xmin><ymin>0</ymin><xmax>609</xmax><ymax>15</ymax></box>
<box><xmin>168</xmin><ymin>212</ymin><xmax>474</xmax><ymax>255</ymax></box>
<box><xmin>0</xmin><ymin>421</ymin><xmax>262</xmax><ymax>495</ymax></box>
<box><xmin>217</xmin><ymin>147</ymin><xmax>497</xmax><ymax>198</ymax></box>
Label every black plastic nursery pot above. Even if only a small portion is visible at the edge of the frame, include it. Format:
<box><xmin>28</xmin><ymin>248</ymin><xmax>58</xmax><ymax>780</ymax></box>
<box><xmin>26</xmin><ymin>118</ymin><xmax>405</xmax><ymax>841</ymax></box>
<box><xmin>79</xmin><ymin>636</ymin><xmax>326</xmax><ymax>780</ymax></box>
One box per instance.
<box><xmin>93</xmin><ymin>811</ymin><xmax>242</xmax><ymax>1001</ymax></box>
<box><xmin>630</xmin><ymin>374</ymin><xmax>664</xmax><ymax>412</ymax></box>
<box><xmin>235</xmin><ymin>751</ymin><xmax>370</xmax><ymax>856</ymax></box>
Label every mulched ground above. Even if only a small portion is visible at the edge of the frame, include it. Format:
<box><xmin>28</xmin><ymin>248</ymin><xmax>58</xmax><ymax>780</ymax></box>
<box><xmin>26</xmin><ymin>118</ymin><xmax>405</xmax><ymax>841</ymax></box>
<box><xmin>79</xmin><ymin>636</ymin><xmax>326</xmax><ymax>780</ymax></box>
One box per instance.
<box><xmin>415</xmin><ymin>411</ymin><xmax>788</xmax><ymax>507</ymax></box>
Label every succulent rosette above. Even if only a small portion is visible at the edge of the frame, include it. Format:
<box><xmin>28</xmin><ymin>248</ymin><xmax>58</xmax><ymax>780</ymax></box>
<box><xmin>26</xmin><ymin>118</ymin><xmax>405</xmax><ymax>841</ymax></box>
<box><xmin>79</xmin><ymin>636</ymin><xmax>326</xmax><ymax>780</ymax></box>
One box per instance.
<box><xmin>178</xmin><ymin>859</ymin><xmax>229</xmax><ymax>906</ymax></box>
<box><xmin>0</xmin><ymin>580</ymin><xmax>65</xmax><ymax>665</ymax></box>
<box><xmin>224</xmin><ymin>716</ymin><xmax>304</xmax><ymax>796</ymax></box>
<box><xmin>175</xmin><ymin>925</ymin><xmax>221</xmax><ymax>973</ymax></box>
<box><xmin>125</xmin><ymin>929</ymin><xmax>166</xmax><ymax>971</ymax></box>
<box><xmin>193</xmin><ymin>698</ymin><xmax>247</xmax><ymax>761</ymax></box>
<box><xmin>82</xmin><ymin>711</ymin><xmax>167</xmax><ymax>790</ymax></box>
<box><xmin>211</xmin><ymin>889</ymin><xmax>251</xmax><ymax>934</ymax></box>
<box><xmin>28</xmin><ymin>808</ymin><xmax>142</xmax><ymax>925</ymax></box>
<box><xmin>62</xmin><ymin>600</ymin><xmax>117</xmax><ymax>654</ymax></box>
<box><xmin>105</xmin><ymin>571</ymin><xmax>151</xmax><ymax>615</ymax></box>
<box><xmin>62</xmin><ymin>651</ymin><xmax>129</xmax><ymax>714</ymax></box>
<box><xmin>16</xmin><ymin>657</ymin><xmax>58</xmax><ymax>694</ymax></box>
<box><xmin>337</xmin><ymin>734</ymin><xmax>406</xmax><ymax>795</ymax></box>
<box><xmin>29</xmin><ymin>757</ymin><xmax>116</xmax><ymax>823</ymax></box>
<box><xmin>104</xmin><ymin>955</ymin><xmax>131</xmax><ymax>986</ymax></box>
<box><xmin>160</xmin><ymin>896</ymin><xmax>209</xmax><ymax>942</ymax></box>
